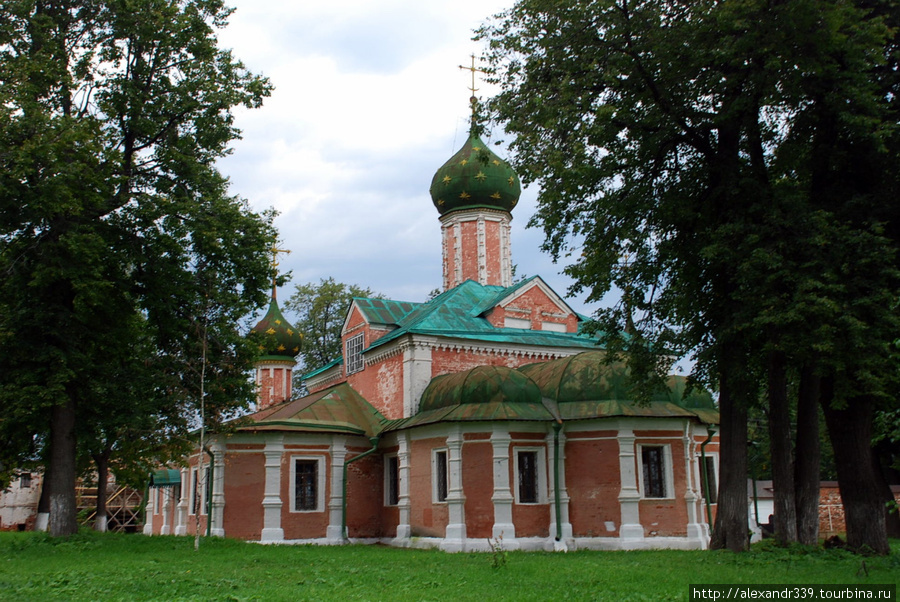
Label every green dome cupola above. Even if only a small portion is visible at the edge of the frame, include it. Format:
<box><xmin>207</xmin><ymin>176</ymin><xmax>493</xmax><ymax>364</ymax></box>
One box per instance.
<box><xmin>250</xmin><ymin>297</ymin><xmax>302</xmax><ymax>361</ymax></box>
<box><xmin>430</xmin><ymin>131</ymin><xmax>521</xmax><ymax>216</ymax></box>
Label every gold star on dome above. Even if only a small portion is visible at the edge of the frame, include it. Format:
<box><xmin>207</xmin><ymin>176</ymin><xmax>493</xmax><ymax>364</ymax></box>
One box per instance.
<box><xmin>493</xmin><ymin>159</ymin><xmax>501</xmax><ymax>166</ymax></box>
<box><xmin>490</xmin><ymin>192</ymin><xmax>502</xmax><ymax>199</ymax></box>
<box><xmin>475</xmin><ymin>171</ymin><xmax>487</xmax><ymax>181</ymax></box>
<box><xmin>508</xmin><ymin>176</ymin><xmax>515</xmax><ymax>186</ymax></box>
<box><xmin>287</xmin><ymin>328</ymin><xmax>294</xmax><ymax>335</ymax></box>
<box><xmin>274</xmin><ymin>319</ymin><xmax>282</xmax><ymax>325</ymax></box>
<box><xmin>265</xmin><ymin>328</ymin><xmax>276</xmax><ymax>335</ymax></box>
<box><xmin>277</xmin><ymin>344</ymin><xmax>286</xmax><ymax>351</ymax></box>
<box><xmin>442</xmin><ymin>175</ymin><xmax>451</xmax><ymax>185</ymax></box>
<box><xmin>460</xmin><ymin>159</ymin><xmax>468</xmax><ymax>166</ymax></box>
<box><xmin>437</xmin><ymin>199</ymin><xmax>445</xmax><ymax>206</ymax></box>
<box><xmin>473</xmin><ymin>146</ymin><xmax>481</xmax><ymax>152</ymax></box>
<box><xmin>459</xmin><ymin>191</ymin><xmax>471</xmax><ymax>199</ymax></box>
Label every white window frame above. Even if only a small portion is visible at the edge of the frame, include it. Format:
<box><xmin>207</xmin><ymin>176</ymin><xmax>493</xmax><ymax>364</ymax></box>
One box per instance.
<box><xmin>637</xmin><ymin>444</ymin><xmax>675</xmax><ymax>500</ymax></box>
<box><xmin>384</xmin><ymin>454</ymin><xmax>400</xmax><ymax>507</ymax></box>
<box><xmin>432</xmin><ymin>448</ymin><xmax>449</xmax><ymax>504</ymax></box>
<box><xmin>514</xmin><ymin>446</ymin><xmax>548</xmax><ymax>504</ymax></box>
<box><xmin>697</xmin><ymin>452</ymin><xmax>719</xmax><ymax>504</ymax></box>
<box><xmin>290</xmin><ymin>455</ymin><xmax>326</xmax><ymax>513</ymax></box>
<box><xmin>504</xmin><ymin>316</ymin><xmax>531</xmax><ymax>329</ymax></box>
<box><xmin>540</xmin><ymin>321</ymin><xmax>567</xmax><ymax>333</ymax></box>
<box><xmin>345</xmin><ymin>332</ymin><xmax>365</xmax><ymax>374</ymax></box>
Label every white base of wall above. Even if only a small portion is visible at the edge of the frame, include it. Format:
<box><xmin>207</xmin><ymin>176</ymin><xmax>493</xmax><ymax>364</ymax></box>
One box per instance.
<box><xmin>248</xmin><ymin>534</ymin><xmax>708</xmax><ymax>552</ymax></box>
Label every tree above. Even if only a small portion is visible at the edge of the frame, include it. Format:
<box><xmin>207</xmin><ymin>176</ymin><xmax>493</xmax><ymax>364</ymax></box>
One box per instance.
<box><xmin>285</xmin><ymin>278</ymin><xmax>382</xmax><ymax>374</ymax></box>
<box><xmin>0</xmin><ymin>0</ymin><xmax>275</xmax><ymax>536</ymax></box>
<box><xmin>480</xmin><ymin>0</ymin><xmax>899</xmax><ymax>552</ymax></box>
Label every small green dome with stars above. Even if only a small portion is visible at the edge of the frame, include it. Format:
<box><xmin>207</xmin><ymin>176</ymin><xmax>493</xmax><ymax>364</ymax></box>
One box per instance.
<box><xmin>250</xmin><ymin>298</ymin><xmax>302</xmax><ymax>360</ymax></box>
<box><xmin>429</xmin><ymin>132</ymin><xmax>521</xmax><ymax>217</ymax></box>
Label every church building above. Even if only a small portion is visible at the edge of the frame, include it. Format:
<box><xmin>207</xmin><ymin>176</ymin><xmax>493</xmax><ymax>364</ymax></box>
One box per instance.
<box><xmin>143</xmin><ymin>114</ymin><xmax>720</xmax><ymax>551</ymax></box>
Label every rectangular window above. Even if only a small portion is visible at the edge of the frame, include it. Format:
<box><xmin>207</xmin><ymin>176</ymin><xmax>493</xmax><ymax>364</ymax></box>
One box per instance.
<box><xmin>295</xmin><ymin>459</ymin><xmax>318</xmax><ymax>511</ymax></box>
<box><xmin>700</xmin><ymin>455</ymin><xmax>718</xmax><ymax>504</ymax></box>
<box><xmin>19</xmin><ymin>473</ymin><xmax>31</xmax><ymax>489</ymax></box>
<box><xmin>517</xmin><ymin>450</ymin><xmax>539</xmax><ymax>503</ymax></box>
<box><xmin>641</xmin><ymin>446</ymin><xmax>666</xmax><ymax>498</ymax></box>
<box><xmin>345</xmin><ymin>333</ymin><xmax>365</xmax><ymax>374</ymax></box>
<box><xmin>433</xmin><ymin>450</ymin><xmax>448</xmax><ymax>503</ymax></box>
<box><xmin>504</xmin><ymin>317</ymin><xmax>531</xmax><ymax>329</ymax></box>
<box><xmin>385</xmin><ymin>455</ymin><xmax>399</xmax><ymax>506</ymax></box>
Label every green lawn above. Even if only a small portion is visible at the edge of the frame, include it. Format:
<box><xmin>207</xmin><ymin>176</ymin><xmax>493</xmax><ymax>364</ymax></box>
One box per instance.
<box><xmin>0</xmin><ymin>531</ymin><xmax>897</xmax><ymax>601</ymax></box>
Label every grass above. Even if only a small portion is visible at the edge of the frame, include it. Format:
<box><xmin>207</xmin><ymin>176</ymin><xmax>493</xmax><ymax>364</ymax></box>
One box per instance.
<box><xmin>0</xmin><ymin>531</ymin><xmax>898</xmax><ymax>601</ymax></box>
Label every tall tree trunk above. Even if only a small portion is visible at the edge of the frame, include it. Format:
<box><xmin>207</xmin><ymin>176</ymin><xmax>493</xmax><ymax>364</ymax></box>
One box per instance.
<box><xmin>710</xmin><ymin>354</ymin><xmax>750</xmax><ymax>552</ymax></box>
<box><xmin>794</xmin><ymin>367</ymin><xmax>821</xmax><ymax>546</ymax></box>
<box><xmin>767</xmin><ymin>350</ymin><xmax>798</xmax><ymax>545</ymax></box>
<box><xmin>48</xmin><ymin>397</ymin><xmax>78</xmax><ymax>537</ymax></box>
<box><xmin>871</xmin><ymin>448</ymin><xmax>900</xmax><ymax>539</ymax></box>
<box><xmin>821</xmin><ymin>392</ymin><xmax>889</xmax><ymax>554</ymax></box>
<box><xmin>92</xmin><ymin>448</ymin><xmax>111</xmax><ymax>533</ymax></box>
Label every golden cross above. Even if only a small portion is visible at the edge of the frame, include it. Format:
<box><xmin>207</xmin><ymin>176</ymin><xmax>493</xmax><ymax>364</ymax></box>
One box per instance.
<box><xmin>459</xmin><ymin>54</ymin><xmax>487</xmax><ymax>96</ymax></box>
<box><xmin>271</xmin><ymin>245</ymin><xmax>291</xmax><ymax>270</ymax></box>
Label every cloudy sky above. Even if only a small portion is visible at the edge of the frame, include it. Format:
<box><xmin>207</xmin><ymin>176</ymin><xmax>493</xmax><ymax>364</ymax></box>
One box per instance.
<box><xmin>215</xmin><ymin>0</ymin><xmax>598</xmax><ymax>317</ymax></box>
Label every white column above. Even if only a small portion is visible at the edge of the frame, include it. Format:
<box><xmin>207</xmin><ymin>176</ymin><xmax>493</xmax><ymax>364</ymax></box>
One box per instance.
<box><xmin>210</xmin><ymin>441</ymin><xmax>226</xmax><ymax>537</ymax></box>
<box><xmin>683</xmin><ymin>424</ymin><xmax>707</xmax><ymax>547</ymax></box>
<box><xmin>326</xmin><ymin>436</ymin><xmax>347</xmax><ymax>543</ymax></box>
<box><xmin>174</xmin><ymin>468</ymin><xmax>188</xmax><ymax>535</ymax></box>
<box><xmin>160</xmin><ymin>488</ymin><xmax>171</xmax><ymax>535</ymax></box>
<box><xmin>490</xmin><ymin>425</ymin><xmax>517</xmax><ymax>546</ymax></box>
<box><xmin>476</xmin><ymin>215</ymin><xmax>487</xmax><ymax>284</ymax></box>
<box><xmin>260</xmin><ymin>435</ymin><xmax>284</xmax><ymax>542</ymax></box>
<box><xmin>441</xmin><ymin>427</ymin><xmax>467</xmax><ymax>552</ymax></box>
<box><xmin>142</xmin><ymin>488</ymin><xmax>155</xmax><ymax>535</ymax></box>
<box><xmin>500</xmin><ymin>216</ymin><xmax>512</xmax><ymax>287</ymax></box>
<box><xmin>393</xmin><ymin>432</ymin><xmax>412</xmax><ymax>543</ymax></box>
<box><xmin>402</xmin><ymin>340</ymin><xmax>434</xmax><ymax>418</ymax></box>
<box><xmin>617</xmin><ymin>427</ymin><xmax>644</xmax><ymax>541</ymax></box>
<box><xmin>549</xmin><ymin>426</ymin><xmax>573</xmax><ymax>550</ymax></box>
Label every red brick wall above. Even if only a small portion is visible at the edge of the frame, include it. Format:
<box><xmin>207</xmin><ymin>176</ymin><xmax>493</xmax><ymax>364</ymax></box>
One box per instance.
<box><xmin>346</xmin><ymin>451</ymin><xmax>384</xmax><ymax>538</ymax></box>
<box><xmin>463</xmin><ymin>438</ymin><xmax>494</xmax><ymax>538</ymax></box>
<box><xmin>634</xmin><ymin>434</ymin><xmax>689</xmax><ymax>537</ymax></box>
<box><xmin>564</xmin><ymin>434</ymin><xmax>621</xmax><ymax>537</ymax></box>
<box><xmin>223</xmin><ymin>451</ymin><xmax>265</xmax><ymax>540</ymax></box>
<box><xmin>409</xmin><ymin>437</ymin><xmax>448</xmax><ymax>537</ymax></box>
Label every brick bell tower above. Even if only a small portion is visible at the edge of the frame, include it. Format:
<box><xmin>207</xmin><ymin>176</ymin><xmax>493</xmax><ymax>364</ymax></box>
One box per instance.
<box><xmin>250</xmin><ymin>248</ymin><xmax>302</xmax><ymax>410</ymax></box>
<box><xmin>429</xmin><ymin>63</ymin><xmax>522</xmax><ymax>291</ymax></box>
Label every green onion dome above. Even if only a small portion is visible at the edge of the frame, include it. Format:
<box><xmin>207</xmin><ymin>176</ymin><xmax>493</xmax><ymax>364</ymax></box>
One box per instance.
<box><xmin>429</xmin><ymin>132</ymin><xmax>521</xmax><ymax>216</ymax></box>
<box><xmin>250</xmin><ymin>298</ymin><xmax>302</xmax><ymax>361</ymax></box>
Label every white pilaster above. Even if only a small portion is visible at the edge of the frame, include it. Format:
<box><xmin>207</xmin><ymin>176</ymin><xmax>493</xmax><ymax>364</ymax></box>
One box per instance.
<box><xmin>441</xmin><ymin>427</ymin><xmax>467</xmax><ymax>552</ymax></box>
<box><xmin>327</xmin><ymin>436</ymin><xmax>347</xmax><ymax>542</ymax></box>
<box><xmin>210</xmin><ymin>441</ymin><xmax>226</xmax><ymax>537</ymax></box>
<box><xmin>260</xmin><ymin>435</ymin><xmax>284</xmax><ymax>542</ymax></box>
<box><xmin>174</xmin><ymin>468</ymin><xmax>188</xmax><ymax>535</ymax></box>
<box><xmin>500</xmin><ymin>218</ymin><xmax>512</xmax><ymax>287</ymax></box>
<box><xmin>617</xmin><ymin>427</ymin><xmax>644</xmax><ymax>541</ymax></box>
<box><xmin>477</xmin><ymin>215</ymin><xmax>486</xmax><ymax>284</ymax></box>
<box><xmin>142</xmin><ymin>488</ymin><xmax>154</xmax><ymax>535</ymax></box>
<box><xmin>402</xmin><ymin>339</ymin><xmax>434</xmax><ymax>418</ymax></box>
<box><xmin>393</xmin><ymin>432</ymin><xmax>412</xmax><ymax>543</ymax></box>
<box><xmin>160</xmin><ymin>488</ymin><xmax>171</xmax><ymax>535</ymax></box>
<box><xmin>490</xmin><ymin>425</ymin><xmax>517</xmax><ymax>545</ymax></box>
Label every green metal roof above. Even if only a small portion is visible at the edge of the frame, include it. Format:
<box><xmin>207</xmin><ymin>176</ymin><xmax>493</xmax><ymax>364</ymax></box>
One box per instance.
<box><xmin>364</xmin><ymin>280</ymin><xmax>595</xmax><ymax>352</ymax></box>
<box><xmin>150</xmin><ymin>469</ymin><xmax>181</xmax><ymax>488</ymax></box>
<box><xmin>241</xmin><ymin>383</ymin><xmax>387</xmax><ymax>437</ymax></box>
<box><xmin>518</xmin><ymin>351</ymin><xmax>718</xmax><ymax>424</ymax></box>
<box><xmin>352</xmin><ymin>297</ymin><xmax>419</xmax><ymax>326</ymax></box>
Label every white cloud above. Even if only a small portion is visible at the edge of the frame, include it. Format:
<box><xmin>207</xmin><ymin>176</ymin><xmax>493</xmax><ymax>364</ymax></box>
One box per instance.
<box><xmin>216</xmin><ymin>0</ymin><xmax>599</xmax><ymax>316</ymax></box>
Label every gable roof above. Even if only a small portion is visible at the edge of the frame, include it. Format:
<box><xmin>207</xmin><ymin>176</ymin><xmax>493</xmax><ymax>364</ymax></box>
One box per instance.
<box><xmin>360</xmin><ymin>279</ymin><xmax>596</xmax><ymax>352</ymax></box>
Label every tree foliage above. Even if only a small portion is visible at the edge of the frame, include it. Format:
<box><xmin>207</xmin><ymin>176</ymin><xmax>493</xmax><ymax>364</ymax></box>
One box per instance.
<box><xmin>285</xmin><ymin>278</ymin><xmax>382</xmax><ymax>374</ymax></box>
<box><xmin>0</xmin><ymin>0</ymin><xmax>275</xmax><ymax>535</ymax></box>
<box><xmin>480</xmin><ymin>0</ymin><xmax>900</xmax><ymax>552</ymax></box>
